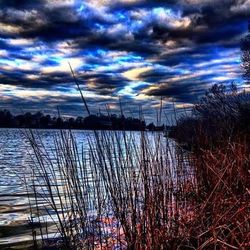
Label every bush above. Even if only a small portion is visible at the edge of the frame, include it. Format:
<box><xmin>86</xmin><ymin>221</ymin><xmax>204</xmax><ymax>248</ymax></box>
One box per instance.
<box><xmin>171</xmin><ymin>84</ymin><xmax>250</xmax><ymax>149</ymax></box>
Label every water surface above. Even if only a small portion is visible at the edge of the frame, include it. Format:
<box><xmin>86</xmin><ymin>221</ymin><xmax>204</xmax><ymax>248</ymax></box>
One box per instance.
<box><xmin>0</xmin><ymin>129</ymin><xmax>96</xmax><ymax>247</ymax></box>
<box><xmin>0</xmin><ymin>128</ymin><xmax>187</xmax><ymax>248</ymax></box>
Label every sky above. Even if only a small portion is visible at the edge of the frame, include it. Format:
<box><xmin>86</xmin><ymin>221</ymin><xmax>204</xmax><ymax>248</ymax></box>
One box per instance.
<box><xmin>0</xmin><ymin>0</ymin><xmax>249</xmax><ymax>122</ymax></box>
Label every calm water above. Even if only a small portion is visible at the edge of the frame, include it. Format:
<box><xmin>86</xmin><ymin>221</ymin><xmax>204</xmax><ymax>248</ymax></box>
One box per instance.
<box><xmin>0</xmin><ymin>128</ymin><xmax>186</xmax><ymax>248</ymax></box>
<box><xmin>0</xmin><ymin>128</ymin><xmax>98</xmax><ymax>247</ymax></box>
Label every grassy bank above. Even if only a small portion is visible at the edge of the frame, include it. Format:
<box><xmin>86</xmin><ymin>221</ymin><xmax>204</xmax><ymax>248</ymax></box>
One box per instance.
<box><xmin>24</xmin><ymin>129</ymin><xmax>197</xmax><ymax>249</ymax></box>
<box><xmin>169</xmin><ymin>84</ymin><xmax>250</xmax><ymax>249</ymax></box>
<box><xmin>21</xmin><ymin>84</ymin><xmax>249</xmax><ymax>249</ymax></box>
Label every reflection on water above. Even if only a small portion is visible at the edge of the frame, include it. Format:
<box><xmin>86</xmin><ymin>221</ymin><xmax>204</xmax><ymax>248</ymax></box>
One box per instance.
<box><xmin>0</xmin><ymin>129</ymin><xmax>96</xmax><ymax>247</ymax></box>
<box><xmin>0</xmin><ymin>128</ymin><xmax>189</xmax><ymax>248</ymax></box>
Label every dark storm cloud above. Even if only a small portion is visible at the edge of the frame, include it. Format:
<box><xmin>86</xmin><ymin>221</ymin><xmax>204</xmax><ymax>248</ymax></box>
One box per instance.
<box><xmin>144</xmin><ymin>80</ymin><xmax>205</xmax><ymax>103</ymax></box>
<box><xmin>0</xmin><ymin>0</ymin><xmax>44</xmax><ymax>9</ymax></box>
<box><xmin>105</xmin><ymin>0</ymin><xmax>176</xmax><ymax>10</ymax></box>
<box><xmin>74</xmin><ymin>37</ymin><xmax>161</xmax><ymax>58</ymax></box>
<box><xmin>0</xmin><ymin>1</ymin><xmax>242</xmax><ymax>49</ymax></box>
<box><xmin>0</xmin><ymin>69</ymin><xmax>50</xmax><ymax>88</ymax></box>
<box><xmin>0</xmin><ymin>0</ymin><xmax>249</xmax><ymax>119</ymax></box>
<box><xmin>138</xmin><ymin>67</ymin><xmax>177</xmax><ymax>83</ymax></box>
<box><xmin>0</xmin><ymin>1</ymin><xmax>248</xmax><ymax>53</ymax></box>
<box><xmin>77</xmin><ymin>72</ymin><xmax>131</xmax><ymax>95</ymax></box>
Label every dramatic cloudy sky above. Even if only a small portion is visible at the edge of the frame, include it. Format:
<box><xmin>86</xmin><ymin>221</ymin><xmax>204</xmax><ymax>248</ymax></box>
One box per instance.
<box><xmin>0</xmin><ymin>0</ymin><xmax>249</xmax><ymax>121</ymax></box>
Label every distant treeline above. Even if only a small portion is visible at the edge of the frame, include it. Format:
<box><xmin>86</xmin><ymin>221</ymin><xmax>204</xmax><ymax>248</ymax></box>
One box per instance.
<box><xmin>0</xmin><ymin>109</ymin><xmax>166</xmax><ymax>131</ymax></box>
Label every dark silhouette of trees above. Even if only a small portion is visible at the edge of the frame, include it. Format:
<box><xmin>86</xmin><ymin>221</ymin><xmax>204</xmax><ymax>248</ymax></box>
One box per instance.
<box><xmin>241</xmin><ymin>21</ymin><xmax>250</xmax><ymax>80</ymax></box>
<box><xmin>0</xmin><ymin>109</ymin><xmax>150</xmax><ymax>131</ymax></box>
<box><xmin>169</xmin><ymin>84</ymin><xmax>250</xmax><ymax>149</ymax></box>
<box><xmin>146</xmin><ymin>122</ymin><xmax>155</xmax><ymax>131</ymax></box>
<box><xmin>0</xmin><ymin>110</ymin><xmax>13</xmax><ymax>127</ymax></box>
<box><xmin>40</xmin><ymin>115</ymin><xmax>51</xmax><ymax>128</ymax></box>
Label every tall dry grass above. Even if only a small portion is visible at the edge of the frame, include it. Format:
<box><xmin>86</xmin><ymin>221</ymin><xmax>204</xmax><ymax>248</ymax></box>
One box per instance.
<box><xmin>168</xmin><ymin>84</ymin><xmax>250</xmax><ymax>249</ymax></box>
<box><xmin>190</xmin><ymin>142</ymin><xmax>250</xmax><ymax>249</ymax></box>
<box><xmin>24</xmin><ymin>127</ymin><xmax>250</xmax><ymax>249</ymax></box>
<box><xmin>22</xmin><ymin>72</ymin><xmax>249</xmax><ymax>249</ymax></box>
<box><xmin>24</xmin><ymin>127</ymin><xmax>199</xmax><ymax>249</ymax></box>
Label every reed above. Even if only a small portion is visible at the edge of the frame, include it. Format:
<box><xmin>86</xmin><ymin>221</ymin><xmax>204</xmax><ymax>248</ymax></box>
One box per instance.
<box><xmin>24</xmin><ymin>127</ymin><xmax>197</xmax><ymax>249</ymax></box>
<box><xmin>23</xmin><ymin>79</ymin><xmax>249</xmax><ymax>249</ymax></box>
<box><xmin>168</xmin><ymin>83</ymin><xmax>250</xmax><ymax>249</ymax></box>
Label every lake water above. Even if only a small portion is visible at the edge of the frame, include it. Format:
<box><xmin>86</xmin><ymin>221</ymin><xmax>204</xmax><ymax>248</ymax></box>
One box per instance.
<box><xmin>0</xmin><ymin>129</ymin><xmax>95</xmax><ymax>247</ymax></box>
<box><xmin>0</xmin><ymin>128</ymin><xmax>190</xmax><ymax>248</ymax></box>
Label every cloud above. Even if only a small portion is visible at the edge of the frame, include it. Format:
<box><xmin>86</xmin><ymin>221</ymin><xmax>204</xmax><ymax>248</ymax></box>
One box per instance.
<box><xmin>142</xmin><ymin>80</ymin><xmax>204</xmax><ymax>103</ymax></box>
<box><xmin>0</xmin><ymin>0</ymin><xmax>249</xmax><ymax>120</ymax></box>
<box><xmin>122</xmin><ymin>66</ymin><xmax>153</xmax><ymax>81</ymax></box>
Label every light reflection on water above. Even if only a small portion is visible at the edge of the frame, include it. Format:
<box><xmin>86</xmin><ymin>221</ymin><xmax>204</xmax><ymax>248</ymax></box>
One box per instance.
<box><xmin>0</xmin><ymin>128</ymin><xmax>96</xmax><ymax>247</ymax></box>
<box><xmin>0</xmin><ymin>128</ymin><xmax>188</xmax><ymax>248</ymax></box>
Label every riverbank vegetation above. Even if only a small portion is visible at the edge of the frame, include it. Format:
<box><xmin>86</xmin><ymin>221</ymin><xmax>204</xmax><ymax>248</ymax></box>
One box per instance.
<box><xmin>19</xmin><ymin>57</ymin><xmax>250</xmax><ymax>249</ymax></box>
<box><xmin>25</xmin><ymin>129</ymin><xmax>196</xmax><ymax>249</ymax></box>
<box><xmin>169</xmin><ymin>83</ymin><xmax>250</xmax><ymax>149</ymax></box>
<box><xmin>169</xmin><ymin>83</ymin><xmax>250</xmax><ymax>249</ymax></box>
<box><xmin>23</xmin><ymin>84</ymin><xmax>249</xmax><ymax>249</ymax></box>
